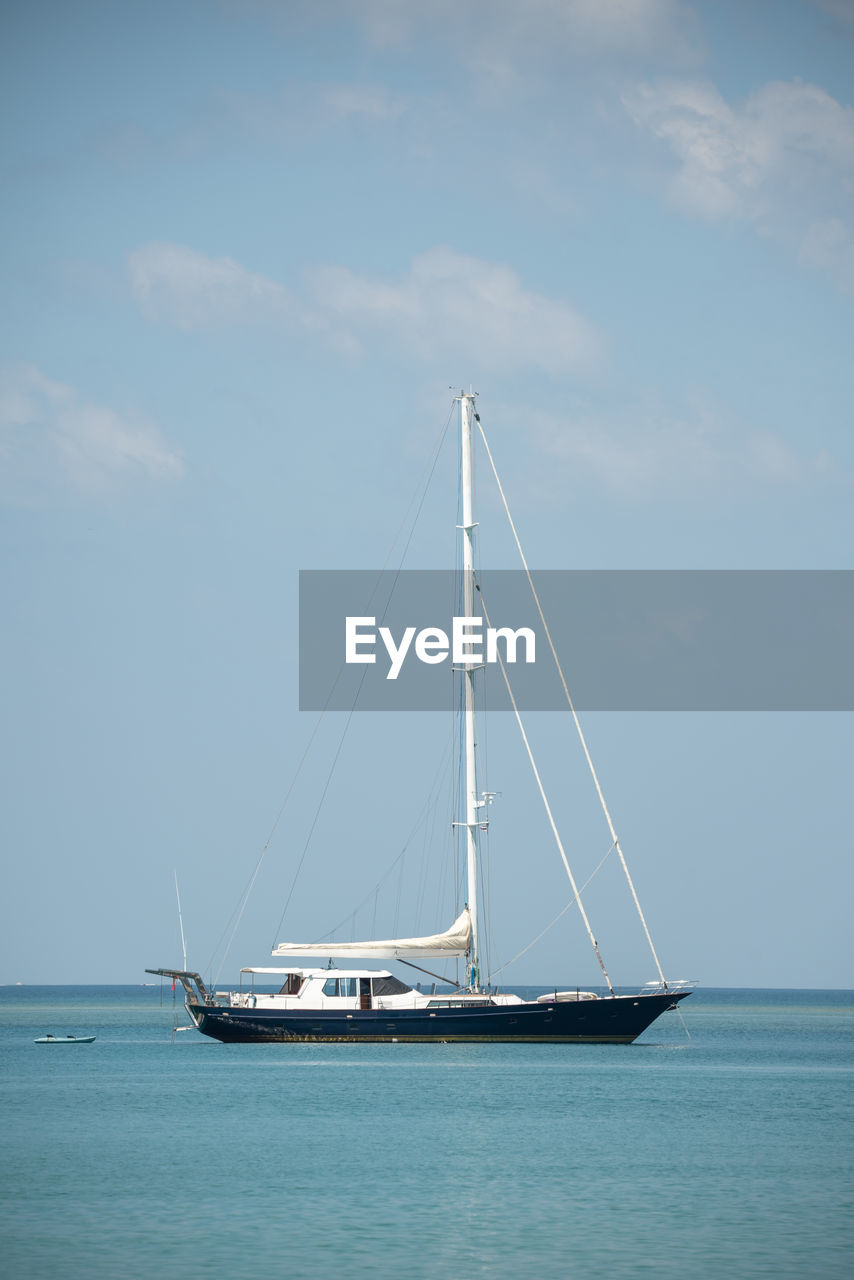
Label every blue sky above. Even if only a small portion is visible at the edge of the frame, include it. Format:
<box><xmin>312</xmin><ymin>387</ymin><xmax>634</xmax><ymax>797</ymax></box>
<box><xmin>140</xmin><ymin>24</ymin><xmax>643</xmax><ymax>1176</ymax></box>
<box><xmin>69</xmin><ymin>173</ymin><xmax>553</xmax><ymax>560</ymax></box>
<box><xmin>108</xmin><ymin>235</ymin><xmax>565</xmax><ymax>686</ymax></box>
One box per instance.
<box><xmin>2</xmin><ymin>0</ymin><xmax>852</xmax><ymax>987</ymax></box>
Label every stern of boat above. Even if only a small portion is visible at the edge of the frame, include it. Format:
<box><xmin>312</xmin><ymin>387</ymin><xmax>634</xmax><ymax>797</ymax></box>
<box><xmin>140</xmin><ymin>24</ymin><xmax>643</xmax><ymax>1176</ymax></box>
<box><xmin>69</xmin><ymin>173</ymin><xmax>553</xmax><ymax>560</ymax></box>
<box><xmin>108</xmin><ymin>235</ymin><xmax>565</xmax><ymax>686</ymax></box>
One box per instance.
<box><xmin>144</xmin><ymin>968</ymin><xmax>219</xmax><ymax>1028</ymax></box>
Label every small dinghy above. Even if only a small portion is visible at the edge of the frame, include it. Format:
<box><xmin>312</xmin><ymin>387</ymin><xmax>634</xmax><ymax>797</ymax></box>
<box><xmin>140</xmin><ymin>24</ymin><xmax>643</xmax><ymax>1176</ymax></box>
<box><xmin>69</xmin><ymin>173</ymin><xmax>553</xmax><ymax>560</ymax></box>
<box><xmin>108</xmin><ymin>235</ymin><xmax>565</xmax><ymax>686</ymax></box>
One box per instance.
<box><xmin>34</xmin><ymin>1034</ymin><xmax>96</xmax><ymax>1044</ymax></box>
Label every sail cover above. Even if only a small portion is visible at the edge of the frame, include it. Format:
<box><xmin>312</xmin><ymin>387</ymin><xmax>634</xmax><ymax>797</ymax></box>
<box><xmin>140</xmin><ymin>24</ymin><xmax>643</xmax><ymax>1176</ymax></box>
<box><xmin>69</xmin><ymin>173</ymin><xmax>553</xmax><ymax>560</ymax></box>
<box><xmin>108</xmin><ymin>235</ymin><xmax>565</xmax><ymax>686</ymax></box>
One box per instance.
<box><xmin>271</xmin><ymin>907</ymin><xmax>471</xmax><ymax>959</ymax></box>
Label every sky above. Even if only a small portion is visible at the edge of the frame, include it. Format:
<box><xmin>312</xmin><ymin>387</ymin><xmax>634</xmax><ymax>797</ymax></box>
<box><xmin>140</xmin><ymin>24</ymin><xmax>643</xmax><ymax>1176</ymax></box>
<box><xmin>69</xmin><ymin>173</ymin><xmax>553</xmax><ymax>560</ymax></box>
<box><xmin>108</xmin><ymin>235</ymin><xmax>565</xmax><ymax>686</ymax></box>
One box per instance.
<box><xmin>1</xmin><ymin>0</ymin><xmax>852</xmax><ymax>989</ymax></box>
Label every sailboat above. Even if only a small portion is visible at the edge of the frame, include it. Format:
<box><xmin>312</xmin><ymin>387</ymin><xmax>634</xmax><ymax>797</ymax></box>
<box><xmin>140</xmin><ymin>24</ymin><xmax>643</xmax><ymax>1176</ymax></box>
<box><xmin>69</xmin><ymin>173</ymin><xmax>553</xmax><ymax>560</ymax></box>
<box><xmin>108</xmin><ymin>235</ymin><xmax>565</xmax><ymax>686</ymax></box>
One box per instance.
<box><xmin>149</xmin><ymin>392</ymin><xmax>693</xmax><ymax>1042</ymax></box>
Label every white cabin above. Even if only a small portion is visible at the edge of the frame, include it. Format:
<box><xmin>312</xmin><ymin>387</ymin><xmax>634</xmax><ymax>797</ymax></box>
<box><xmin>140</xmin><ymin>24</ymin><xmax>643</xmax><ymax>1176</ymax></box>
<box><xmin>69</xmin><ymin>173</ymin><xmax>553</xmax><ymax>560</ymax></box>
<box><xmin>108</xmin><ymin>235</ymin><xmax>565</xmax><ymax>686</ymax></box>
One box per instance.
<box><xmin>218</xmin><ymin>967</ymin><xmax>525</xmax><ymax>1012</ymax></box>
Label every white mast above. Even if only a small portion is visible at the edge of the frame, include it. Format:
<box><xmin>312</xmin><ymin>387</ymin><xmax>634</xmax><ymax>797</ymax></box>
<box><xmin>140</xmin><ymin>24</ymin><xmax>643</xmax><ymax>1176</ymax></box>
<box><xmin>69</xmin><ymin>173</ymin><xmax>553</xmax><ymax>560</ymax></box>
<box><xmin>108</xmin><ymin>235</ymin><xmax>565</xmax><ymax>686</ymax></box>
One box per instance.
<box><xmin>458</xmin><ymin>391</ymin><xmax>481</xmax><ymax>990</ymax></box>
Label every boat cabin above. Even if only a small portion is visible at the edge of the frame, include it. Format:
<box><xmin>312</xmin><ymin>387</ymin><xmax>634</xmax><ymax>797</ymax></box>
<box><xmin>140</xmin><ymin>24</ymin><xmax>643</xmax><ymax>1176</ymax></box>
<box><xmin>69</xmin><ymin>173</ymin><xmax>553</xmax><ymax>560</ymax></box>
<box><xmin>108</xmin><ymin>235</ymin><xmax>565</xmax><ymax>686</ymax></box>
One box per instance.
<box><xmin>221</xmin><ymin>967</ymin><xmax>522</xmax><ymax>1011</ymax></box>
<box><xmin>223</xmin><ymin>967</ymin><xmax>419</xmax><ymax>1011</ymax></box>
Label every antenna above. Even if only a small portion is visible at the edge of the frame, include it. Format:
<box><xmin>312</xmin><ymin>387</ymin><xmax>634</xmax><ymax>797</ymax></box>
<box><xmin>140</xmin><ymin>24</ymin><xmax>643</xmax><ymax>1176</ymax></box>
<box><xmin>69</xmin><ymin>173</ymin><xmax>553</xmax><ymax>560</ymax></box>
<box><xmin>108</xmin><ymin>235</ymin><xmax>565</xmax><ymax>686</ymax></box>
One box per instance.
<box><xmin>174</xmin><ymin>870</ymin><xmax>188</xmax><ymax>971</ymax></box>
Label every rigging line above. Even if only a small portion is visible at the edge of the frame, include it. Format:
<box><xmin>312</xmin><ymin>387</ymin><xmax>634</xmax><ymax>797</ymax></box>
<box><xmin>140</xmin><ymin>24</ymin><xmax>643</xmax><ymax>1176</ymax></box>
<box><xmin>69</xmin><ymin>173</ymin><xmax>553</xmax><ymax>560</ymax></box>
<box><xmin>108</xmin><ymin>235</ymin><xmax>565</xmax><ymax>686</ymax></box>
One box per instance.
<box><xmin>491</xmin><ymin>840</ymin><xmax>618</xmax><ymax>978</ymax></box>
<box><xmin>416</xmin><ymin>717</ymin><xmax>454</xmax><ymax>932</ymax></box>
<box><xmin>174</xmin><ymin>870</ymin><xmax>187</xmax><ymax>971</ymax></box>
<box><xmin>302</xmin><ymin>710</ymin><xmax>455</xmax><ymax>942</ymax></box>
<box><xmin>212</xmin><ymin>443</ymin><xmax>427</xmax><ymax>982</ymax></box>
<box><xmin>268</xmin><ymin>694</ymin><xmax>361</xmax><ymax>950</ymax></box>
<box><xmin>397</xmin><ymin>957</ymin><xmax>463</xmax><ymax>989</ymax></box>
<box><xmin>212</xmin><ymin>404</ymin><xmax>454</xmax><ymax>981</ymax></box>
<box><xmin>477</xmin><ymin>586</ymin><xmax>615</xmax><ymax>995</ymax></box>
<box><xmin>380</xmin><ymin>400</ymin><xmax>456</xmax><ymax>577</ymax></box>
<box><xmin>415</xmin><ymin>764</ymin><xmax>436</xmax><ymax>933</ymax></box>
<box><xmin>210</xmin><ymin>427</ymin><xmax>436</xmax><ymax>980</ymax></box>
<box><xmin>476</xmin><ymin>418</ymin><xmax>669</xmax><ymax>991</ymax></box>
<box><xmin>210</xmin><ymin>452</ymin><xmax>433</xmax><ymax>978</ymax></box>
<box><xmin>317</xmin><ymin>841</ymin><xmax>409</xmax><ymax>941</ymax></box>
<box><xmin>208</xmin><ymin>703</ymin><xmax>329</xmax><ymax>985</ymax></box>
<box><xmin>270</xmin><ymin>404</ymin><xmax>456</xmax><ymax>952</ymax></box>
<box><xmin>393</xmin><ymin>853</ymin><xmax>405</xmax><ymax>935</ymax></box>
<box><xmin>479</xmin><ymin>823</ymin><xmax>494</xmax><ymax>987</ymax></box>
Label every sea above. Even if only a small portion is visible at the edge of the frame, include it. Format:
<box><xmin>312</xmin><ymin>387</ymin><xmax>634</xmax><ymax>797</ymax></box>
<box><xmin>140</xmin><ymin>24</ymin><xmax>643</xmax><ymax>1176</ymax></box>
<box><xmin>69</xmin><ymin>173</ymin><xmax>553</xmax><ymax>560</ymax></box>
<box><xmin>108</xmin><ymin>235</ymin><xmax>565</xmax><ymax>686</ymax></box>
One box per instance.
<box><xmin>0</xmin><ymin>986</ymin><xmax>851</xmax><ymax>1280</ymax></box>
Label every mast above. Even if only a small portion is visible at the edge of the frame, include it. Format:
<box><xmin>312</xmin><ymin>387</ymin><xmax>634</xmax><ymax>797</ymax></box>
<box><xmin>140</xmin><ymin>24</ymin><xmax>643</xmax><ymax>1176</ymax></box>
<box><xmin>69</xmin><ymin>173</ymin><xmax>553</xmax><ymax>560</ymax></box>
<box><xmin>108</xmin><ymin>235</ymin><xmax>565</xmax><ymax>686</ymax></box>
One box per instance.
<box><xmin>458</xmin><ymin>391</ymin><xmax>481</xmax><ymax>990</ymax></box>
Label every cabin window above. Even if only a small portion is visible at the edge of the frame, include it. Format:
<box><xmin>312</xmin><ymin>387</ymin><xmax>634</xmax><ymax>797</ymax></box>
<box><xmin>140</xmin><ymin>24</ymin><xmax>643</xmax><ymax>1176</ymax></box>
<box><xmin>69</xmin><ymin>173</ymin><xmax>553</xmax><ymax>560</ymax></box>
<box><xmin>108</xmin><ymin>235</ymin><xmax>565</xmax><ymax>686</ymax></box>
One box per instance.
<box><xmin>322</xmin><ymin>978</ymin><xmax>358</xmax><ymax>998</ymax></box>
<box><xmin>371</xmin><ymin>976</ymin><xmax>411</xmax><ymax>997</ymax></box>
<box><xmin>426</xmin><ymin>998</ymin><xmax>492</xmax><ymax>1009</ymax></box>
<box><xmin>278</xmin><ymin>974</ymin><xmax>304</xmax><ymax>996</ymax></box>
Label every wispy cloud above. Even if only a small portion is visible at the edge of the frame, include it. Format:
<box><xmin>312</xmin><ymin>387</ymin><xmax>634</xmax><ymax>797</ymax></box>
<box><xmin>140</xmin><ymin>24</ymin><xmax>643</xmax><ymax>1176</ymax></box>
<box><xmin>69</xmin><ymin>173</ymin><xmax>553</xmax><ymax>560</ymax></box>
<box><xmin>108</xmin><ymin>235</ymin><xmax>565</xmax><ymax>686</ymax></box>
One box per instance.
<box><xmin>347</xmin><ymin>0</ymin><xmax>698</xmax><ymax>66</ymax></box>
<box><xmin>810</xmin><ymin>0</ymin><xmax>854</xmax><ymax>31</ymax></box>
<box><xmin>623</xmin><ymin>77</ymin><xmax>854</xmax><ymax>290</ymax></box>
<box><xmin>307</xmin><ymin>248</ymin><xmax>601</xmax><ymax>375</ymax></box>
<box><xmin>128</xmin><ymin>242</ymin><xmax>602</xmax><ymax>376</ymax></box>
<box><xmin>0</xmin><ymin>365</ymin><xmax>184</xmax><ymax>499</ymax></box>
<box><xmin>129</xmin><ymin>242</ymin><xmax>289</xmax><ymax>330</ymax></box>
<box><xmin>321</xmin><ymin>83</ymin><xmax>407</xmax><ymax>122</ymax></box>
<box><xmin>518</xmin><ymin>396</ymin><xmax>839</xmax><ymax>501</ymax></box>
<box><xmin>206</xmin><ymin>79</ymin><xmax>408</xmax><ymax>152</ymax></box>
<box><xmin>799</xmin><ymin>215</ymin><xmax>854</xmax><ymax>288</ymax></box>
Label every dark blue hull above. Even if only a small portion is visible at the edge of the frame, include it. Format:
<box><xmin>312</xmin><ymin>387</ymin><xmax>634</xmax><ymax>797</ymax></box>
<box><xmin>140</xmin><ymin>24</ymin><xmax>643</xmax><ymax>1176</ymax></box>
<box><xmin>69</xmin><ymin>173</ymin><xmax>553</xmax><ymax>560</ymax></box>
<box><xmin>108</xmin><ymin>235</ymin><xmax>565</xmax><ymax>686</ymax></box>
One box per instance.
<box><xmin>189</xmin><ymin>991</ymin><xmax>689</xmax><ymax>1044</ymax></box>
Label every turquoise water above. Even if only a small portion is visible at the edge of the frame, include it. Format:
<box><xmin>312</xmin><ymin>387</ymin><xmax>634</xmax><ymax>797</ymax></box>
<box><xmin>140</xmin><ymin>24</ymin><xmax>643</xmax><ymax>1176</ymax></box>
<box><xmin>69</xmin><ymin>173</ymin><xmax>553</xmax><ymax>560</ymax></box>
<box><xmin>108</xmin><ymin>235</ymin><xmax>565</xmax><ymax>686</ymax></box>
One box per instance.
<box><xmin>1</xmin><ymin>987</ymin><xmax>851</xmax><ymax>1279</ymax></box>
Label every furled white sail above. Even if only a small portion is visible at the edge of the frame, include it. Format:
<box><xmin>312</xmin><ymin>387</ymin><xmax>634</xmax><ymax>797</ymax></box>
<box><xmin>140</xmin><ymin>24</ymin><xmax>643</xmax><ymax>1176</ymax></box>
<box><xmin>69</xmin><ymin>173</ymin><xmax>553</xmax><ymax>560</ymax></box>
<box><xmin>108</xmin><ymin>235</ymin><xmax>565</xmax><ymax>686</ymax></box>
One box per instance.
<box><xmin>271</xmin><ymin>907</ymin><xmax>471</xmax><ymax>959</ymax></box>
